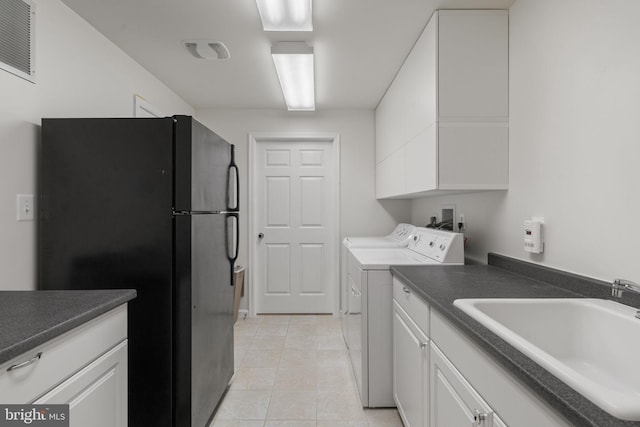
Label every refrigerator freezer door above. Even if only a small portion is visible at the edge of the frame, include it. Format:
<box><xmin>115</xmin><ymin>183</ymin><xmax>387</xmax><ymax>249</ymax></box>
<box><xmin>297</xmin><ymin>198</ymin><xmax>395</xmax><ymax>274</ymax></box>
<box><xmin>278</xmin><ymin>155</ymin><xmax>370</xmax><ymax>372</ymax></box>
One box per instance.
<box><xmin>174</xmin><ymin>214</ymin><xmax>234</xmax><ymax>427</ymax></box>
<box><xmin>174</xmin><ymin>116</ymin><xmax>232</xmax><ymax>212</ymax></box>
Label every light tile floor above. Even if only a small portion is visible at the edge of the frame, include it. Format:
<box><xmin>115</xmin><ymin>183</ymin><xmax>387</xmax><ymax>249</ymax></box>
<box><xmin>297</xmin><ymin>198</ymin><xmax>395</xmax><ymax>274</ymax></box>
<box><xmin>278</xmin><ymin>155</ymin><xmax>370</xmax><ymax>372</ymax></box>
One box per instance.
<box><xmin>210</xmin><ymin>315</ymin><xmax>404</xmax><ymax>427</ymax></box>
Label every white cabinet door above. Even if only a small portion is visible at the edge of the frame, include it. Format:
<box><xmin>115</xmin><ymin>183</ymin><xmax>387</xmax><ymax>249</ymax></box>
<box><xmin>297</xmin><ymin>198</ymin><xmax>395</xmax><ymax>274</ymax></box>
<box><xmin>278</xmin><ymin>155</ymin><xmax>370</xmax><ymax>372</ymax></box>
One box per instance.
<box><xmin>430</xmin><ymin>342</ymin><xmax>495</xmax><ymax>427</ymax></box>
<box><xmin>437</xmin><ymin>11</ymin><xmax>509</xmax><ymax>120</ymax></box>
<box><xmin>405</xmin><ymin>125</ymin><xmax>437</xmax><ymax>194</ymax></box>
<box><xmin>375</xmin><ymin>13</ymin><xmax>437</xmax><ymax>199</ymax></box>
<box><xmin>375</xmin><ymin>10</ymin><xmax>508</xmax><ymax>199</ymax></box>
<box><xmin>393</xmin><ymin>301</ymin><xmax>428</xmax><ymax>427</ymax></box>
<box><xmin>375</xmin><ymin>148</ymin><xmax>406</xmax><ymax>199</ymax></box>
<box><xmin>430</xmin><ymin>310</ymin><xmax>573</xmax><ymax>427</ymax></box>
<box><xmin>35</xmin><ymin>340</ymin><xmax>128</xmax><ymax>427</ymax></box>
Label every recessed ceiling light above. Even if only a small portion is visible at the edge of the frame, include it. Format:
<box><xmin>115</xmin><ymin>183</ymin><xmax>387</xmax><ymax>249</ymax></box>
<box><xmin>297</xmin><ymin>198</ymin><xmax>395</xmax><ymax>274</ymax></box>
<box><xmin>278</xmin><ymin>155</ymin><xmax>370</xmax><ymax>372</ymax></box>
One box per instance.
<box><xmin>271</xmin><ymin>42</ymin><xmax>315</xmax><ymax>111</ymax></box>
<box><xmin>256</xmin><ymin>0</ymin><xmax>312</xmax><ymax>32</ymax></box>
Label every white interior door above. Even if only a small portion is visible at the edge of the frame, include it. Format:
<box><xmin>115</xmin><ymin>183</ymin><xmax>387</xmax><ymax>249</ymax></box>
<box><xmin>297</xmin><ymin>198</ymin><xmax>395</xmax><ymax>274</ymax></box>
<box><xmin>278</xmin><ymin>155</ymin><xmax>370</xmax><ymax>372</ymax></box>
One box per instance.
<box><xmin>253</xmin><ymin>137</ymin><xmax>338</xmax><ymax>314</ymax></box>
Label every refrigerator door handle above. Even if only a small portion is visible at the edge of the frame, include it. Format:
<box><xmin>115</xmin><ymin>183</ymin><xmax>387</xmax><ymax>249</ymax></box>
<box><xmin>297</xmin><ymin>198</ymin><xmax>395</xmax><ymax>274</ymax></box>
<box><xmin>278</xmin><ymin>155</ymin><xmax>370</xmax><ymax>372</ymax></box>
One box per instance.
<box><xmin>227</xmin><ymin>145</ymin><xmax>239</xmax><ymax>212</ymax></box>
<box><xmin>226</xmin><ymin>212</ymin><xmax>239</xmax><ymax>286</ymax></box>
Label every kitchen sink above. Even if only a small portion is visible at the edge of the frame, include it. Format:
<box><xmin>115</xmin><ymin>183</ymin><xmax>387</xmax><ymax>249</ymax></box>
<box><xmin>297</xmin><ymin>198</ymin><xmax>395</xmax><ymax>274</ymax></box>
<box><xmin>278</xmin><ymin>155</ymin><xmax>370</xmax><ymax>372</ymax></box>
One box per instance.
<box><xmin>453</xmin><ymin>298</ymin><xmax>640</xmax><ymax>421</ymax></box>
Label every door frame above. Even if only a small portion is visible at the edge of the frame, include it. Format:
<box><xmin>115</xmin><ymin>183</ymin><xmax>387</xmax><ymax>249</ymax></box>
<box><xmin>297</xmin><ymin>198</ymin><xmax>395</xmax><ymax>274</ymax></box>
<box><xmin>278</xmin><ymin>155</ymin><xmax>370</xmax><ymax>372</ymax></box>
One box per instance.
<box><xmin>248</xmin><ymin>132</ymin><xmax>341</xmax><ymax>316</ymax></box>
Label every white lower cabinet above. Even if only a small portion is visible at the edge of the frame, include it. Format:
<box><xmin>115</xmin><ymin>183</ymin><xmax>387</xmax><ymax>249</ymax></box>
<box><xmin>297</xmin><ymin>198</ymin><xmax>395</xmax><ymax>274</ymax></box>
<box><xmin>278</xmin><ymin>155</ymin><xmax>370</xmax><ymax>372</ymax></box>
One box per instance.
<box><xmin>0</xmin><ymin>305</ymin><xmax>128</xmax><ymax>427</ymax></box>
<box><xmin>431</xmin><ymin>310</ymin><xmax>571</xmax><ymax>427</ymax></box>
<box><xmin>393</xmin><ymin>301</ymin><xmax>428</xmax><ymax>427</ymax></box>
<box><xmin>392</xmin><ymin>278</ymin><xmax>430</xmax><ymax>427</ymax></box>
<box><xmin>392</xmin><ymin>276</ymin><xmax>572</xmax><ymax>427</ymax></box>
<box><xmin>430</xmin><ymin>342</ymin><xmax>501</xmax><ymax>427</ymax></box>
<box><xmin>35</xmin><ymin>340</ymin><xmax>127</xmax><ymax>427</ymax></box>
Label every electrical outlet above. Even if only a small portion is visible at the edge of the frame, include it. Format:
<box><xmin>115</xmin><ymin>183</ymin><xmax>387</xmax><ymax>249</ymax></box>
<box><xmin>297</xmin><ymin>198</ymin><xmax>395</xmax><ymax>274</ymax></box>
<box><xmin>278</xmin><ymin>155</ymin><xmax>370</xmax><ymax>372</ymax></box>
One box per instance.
<box><xmin>17</xmin><ymin>194</ymin><xmax>34</xmax><ymax>221</ymax></box>
<box><xmin>458</xmin><ymin>214</ymin><xmax>465</xmax><ymax>232</ymax></box>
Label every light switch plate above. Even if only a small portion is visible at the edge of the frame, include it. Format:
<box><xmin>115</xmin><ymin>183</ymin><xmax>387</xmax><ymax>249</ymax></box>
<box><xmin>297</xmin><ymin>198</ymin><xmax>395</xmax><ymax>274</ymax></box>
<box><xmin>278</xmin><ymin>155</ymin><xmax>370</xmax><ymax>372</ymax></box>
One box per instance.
<box><xmin>17</xmin><ymin>194</ymin><xmax>34</xmax><ymax>221</ymax></box>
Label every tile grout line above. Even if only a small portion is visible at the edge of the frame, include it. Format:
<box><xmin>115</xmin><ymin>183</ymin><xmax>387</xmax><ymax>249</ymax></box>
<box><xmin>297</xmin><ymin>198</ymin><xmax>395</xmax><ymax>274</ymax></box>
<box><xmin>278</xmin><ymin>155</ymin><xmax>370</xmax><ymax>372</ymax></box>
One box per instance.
<box><xmin>263</xmin><ymin>317</ymin><xmax>285</xmax><ymax>425</ymax></box>
<box><xmin>224</xmin><ymin>315</ymin><xmax>402</xmax><ymax>426</ymax></box>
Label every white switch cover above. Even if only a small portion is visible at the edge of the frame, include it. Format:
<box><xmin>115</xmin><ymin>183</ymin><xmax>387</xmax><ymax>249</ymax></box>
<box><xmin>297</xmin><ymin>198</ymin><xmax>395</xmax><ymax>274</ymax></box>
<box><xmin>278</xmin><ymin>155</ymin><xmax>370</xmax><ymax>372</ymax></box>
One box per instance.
<box><xmin>17</xmin><ymin>194</ymin><xmax>34</xmax><ymax>221</ymax></box>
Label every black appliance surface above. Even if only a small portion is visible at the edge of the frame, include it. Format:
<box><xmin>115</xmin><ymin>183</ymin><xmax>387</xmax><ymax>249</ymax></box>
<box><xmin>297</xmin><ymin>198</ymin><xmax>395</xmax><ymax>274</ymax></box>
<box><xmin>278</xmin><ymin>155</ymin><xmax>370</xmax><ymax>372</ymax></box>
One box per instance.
<box><xmin>39</xmin><ymin>116</ymin><xmax>238</xmax><ymax>427</ymax></box>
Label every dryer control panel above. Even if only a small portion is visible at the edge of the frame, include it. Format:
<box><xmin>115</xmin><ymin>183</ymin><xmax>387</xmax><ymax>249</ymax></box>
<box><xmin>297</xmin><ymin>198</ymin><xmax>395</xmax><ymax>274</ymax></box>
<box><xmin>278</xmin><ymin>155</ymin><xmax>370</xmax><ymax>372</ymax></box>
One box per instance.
<box><xmin>389</xmin><ymin>223</ymin><xmax>417</xmax><ymax>242</ymax></box>
<box><xmin>409</xmin><ymin>228</ymin><xmax>464</xmax><ymax>264</ymax></box>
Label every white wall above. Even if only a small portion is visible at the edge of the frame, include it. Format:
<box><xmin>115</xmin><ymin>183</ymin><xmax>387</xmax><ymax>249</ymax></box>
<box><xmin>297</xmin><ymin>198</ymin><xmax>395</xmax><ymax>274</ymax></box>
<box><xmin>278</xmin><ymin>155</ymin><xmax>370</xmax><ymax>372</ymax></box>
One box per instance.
<box><xmin>412</xmin><ymin>0</ymin><xmax>640</xmax><ymax>282</ymax></box>
<box><xmin>0</xmin><ymin>0</ymin><xmax>194</xmax><ymax>290</ymax></box>
<box><xmin>196</xmin><ymin>108</ymin><xmax>411</xmax><ymax>272</ymax></box>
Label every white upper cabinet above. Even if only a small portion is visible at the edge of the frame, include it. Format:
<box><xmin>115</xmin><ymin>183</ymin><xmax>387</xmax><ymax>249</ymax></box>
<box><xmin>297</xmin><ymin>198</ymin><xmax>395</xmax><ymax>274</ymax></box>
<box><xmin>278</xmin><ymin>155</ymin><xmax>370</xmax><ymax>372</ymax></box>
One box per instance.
<box><xmin>375</xmin><ymin>10</ymin><xmax>509</xmax><ymax>199</ymax></box>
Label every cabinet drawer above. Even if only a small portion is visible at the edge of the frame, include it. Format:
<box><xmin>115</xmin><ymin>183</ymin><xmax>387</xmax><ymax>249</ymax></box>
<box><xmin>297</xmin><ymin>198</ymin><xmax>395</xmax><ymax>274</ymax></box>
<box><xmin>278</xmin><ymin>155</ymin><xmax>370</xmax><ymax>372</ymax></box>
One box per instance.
<box><xmin>35</xmin><ymin>340</ymin><xmax>128</xmax><ymax>427</ymax></box>
<box><xmin>430</xmin><ymin>310</ymin><xmax>572</xmax><ymax>427</ymax></box>
<box><xmin>393</xmin><ymin>277</ymin><xmax>429</xmax><ymax>335</ymax></box>
<box><xmin>430</xmin><ymin>341</ymin><xmax>494</xmax><ymax>427</ymax></box>
<box><xmin>0</xmin><ymin>305</ymin><xmax>127</xmax><ymax>403</ymax></box>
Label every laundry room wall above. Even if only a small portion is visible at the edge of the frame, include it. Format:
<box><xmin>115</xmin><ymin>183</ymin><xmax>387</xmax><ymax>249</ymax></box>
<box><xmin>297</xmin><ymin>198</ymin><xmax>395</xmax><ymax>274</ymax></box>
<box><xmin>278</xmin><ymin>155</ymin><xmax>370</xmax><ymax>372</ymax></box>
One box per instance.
<box><xmin>196</xmin><ymin>108</ymin><xmax>412</xmax><ymax>271</ymax></box>
<box><xmin>0</xmin><ymin>0</ymin><xmax>194</xmax><ymax>290</ymax></box>
<box><xmin>412</xmin><ymin>0</ymin><xmax>640</xmax><ymax>283</ymax></box>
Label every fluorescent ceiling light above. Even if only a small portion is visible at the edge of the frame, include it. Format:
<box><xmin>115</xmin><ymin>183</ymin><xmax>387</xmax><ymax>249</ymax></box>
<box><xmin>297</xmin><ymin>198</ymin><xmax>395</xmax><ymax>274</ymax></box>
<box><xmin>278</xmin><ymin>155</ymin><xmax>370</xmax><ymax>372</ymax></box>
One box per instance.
<box><xmin>256</xmin><ymin>0</ymin><xmax>312</xmax><ymax>31</ymax></box>
<box><xmin>271</xmin><ymin>42</ymin><xmax>315</xmax><ymax>111</ymax></box>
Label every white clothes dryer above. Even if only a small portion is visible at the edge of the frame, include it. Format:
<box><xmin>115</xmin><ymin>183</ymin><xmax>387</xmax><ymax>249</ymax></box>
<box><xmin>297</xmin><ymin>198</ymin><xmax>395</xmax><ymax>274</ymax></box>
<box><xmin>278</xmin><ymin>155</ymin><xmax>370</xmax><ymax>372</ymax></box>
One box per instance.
<box><xmin>345</xmin><ymin>228</ymin><xmax>464</xmax><ymax>407</ymax></box>
<box><xmin>340</xmin><ymin>224</ymin><xmax>416</xmax><ymax>341</ymax></box>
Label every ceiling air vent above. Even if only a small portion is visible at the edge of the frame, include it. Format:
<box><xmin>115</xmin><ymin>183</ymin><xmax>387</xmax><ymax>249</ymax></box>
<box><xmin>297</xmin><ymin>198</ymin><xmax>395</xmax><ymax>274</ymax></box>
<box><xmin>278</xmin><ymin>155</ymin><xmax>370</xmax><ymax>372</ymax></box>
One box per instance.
<box><xmin>183</xmin><ymin>40</ymin><xmax>230</xmax><ymax>60</ymax></box>
<box><xmin>0</xmin><ymin>0</ymin><xmax>36</xmax><ymax>82</ymax></box>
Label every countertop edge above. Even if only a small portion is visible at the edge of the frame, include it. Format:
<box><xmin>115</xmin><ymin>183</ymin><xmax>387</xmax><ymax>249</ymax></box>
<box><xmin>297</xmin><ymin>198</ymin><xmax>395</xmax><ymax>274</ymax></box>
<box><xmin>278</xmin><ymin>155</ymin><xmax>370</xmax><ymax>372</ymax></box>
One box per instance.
<box><xmin>0</xmin><ymin>290</ymin><xmax>137</xmax><ymax>366</ymax></box>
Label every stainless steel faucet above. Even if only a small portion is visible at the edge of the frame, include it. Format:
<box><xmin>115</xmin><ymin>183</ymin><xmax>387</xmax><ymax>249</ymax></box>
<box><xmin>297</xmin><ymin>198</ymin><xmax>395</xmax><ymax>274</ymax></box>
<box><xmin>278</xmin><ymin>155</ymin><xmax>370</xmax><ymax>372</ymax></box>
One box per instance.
<box><xmin>611</xmin><ymin>279</ymin><xmax>640</xmax><ymax>319</ymax></box>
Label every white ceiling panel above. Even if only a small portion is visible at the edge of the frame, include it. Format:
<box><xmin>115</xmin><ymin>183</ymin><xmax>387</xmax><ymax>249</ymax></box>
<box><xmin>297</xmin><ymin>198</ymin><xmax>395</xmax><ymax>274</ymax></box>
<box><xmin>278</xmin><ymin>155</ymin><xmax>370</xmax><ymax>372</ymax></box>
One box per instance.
<box><xmin>60</xmin><ymin>0</ymin><xmax>515</xmax><ymax>110</ymax></box>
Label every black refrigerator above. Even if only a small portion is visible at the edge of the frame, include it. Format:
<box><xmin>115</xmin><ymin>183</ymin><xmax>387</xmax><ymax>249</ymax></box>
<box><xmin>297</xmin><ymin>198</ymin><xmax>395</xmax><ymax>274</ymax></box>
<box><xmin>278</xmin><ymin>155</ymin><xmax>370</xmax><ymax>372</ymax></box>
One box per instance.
<box><xmin>38</xmin><ymin>116</ymin><xmax>239</xmax><ymax>427</ymax></box>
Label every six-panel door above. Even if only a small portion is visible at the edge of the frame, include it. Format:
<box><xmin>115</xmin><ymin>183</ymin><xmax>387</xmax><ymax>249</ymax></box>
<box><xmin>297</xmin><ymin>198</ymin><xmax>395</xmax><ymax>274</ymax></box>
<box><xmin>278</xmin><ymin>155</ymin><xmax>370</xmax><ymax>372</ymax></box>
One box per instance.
<box><xmin>255</xmin><ymin>140</ymin><xmax>337</xmax><ymax>313</ymax></box>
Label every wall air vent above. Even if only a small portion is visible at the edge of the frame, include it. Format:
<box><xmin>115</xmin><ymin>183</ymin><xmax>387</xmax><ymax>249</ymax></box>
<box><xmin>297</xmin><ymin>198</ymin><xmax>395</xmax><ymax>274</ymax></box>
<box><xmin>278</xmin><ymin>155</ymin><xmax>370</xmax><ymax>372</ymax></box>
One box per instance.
<box><xmin>0</xmin><ymin>0</ymin><xmax>36</xmax><ymax>82</ymax></box>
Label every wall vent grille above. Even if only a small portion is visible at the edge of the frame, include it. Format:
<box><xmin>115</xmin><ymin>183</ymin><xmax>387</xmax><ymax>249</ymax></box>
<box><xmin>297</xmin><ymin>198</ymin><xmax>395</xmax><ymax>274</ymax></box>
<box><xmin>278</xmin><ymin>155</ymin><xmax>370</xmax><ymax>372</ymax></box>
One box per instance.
<box><xmin>0</xmin><ymin>0</ymin><xmax>35</xmax><ymax>82</ymax></box>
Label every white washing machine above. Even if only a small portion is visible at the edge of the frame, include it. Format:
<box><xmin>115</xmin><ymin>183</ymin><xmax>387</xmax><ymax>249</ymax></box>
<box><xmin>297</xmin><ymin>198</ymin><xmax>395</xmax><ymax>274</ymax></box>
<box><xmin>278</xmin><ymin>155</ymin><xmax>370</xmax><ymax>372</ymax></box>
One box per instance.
<box><xmin>342</xmin><ymin>223</ymin><xmax>416</xmax><ymax>250</ymax></box>
<box><xmin>340</xmin><ymin>224</ymin><xmax>416</xmax><ymax>340</ymax></box>
<box><xmin>345</xmin><ymin>228</ymin><xmax>464</xmax><ymax>407</ymax></box>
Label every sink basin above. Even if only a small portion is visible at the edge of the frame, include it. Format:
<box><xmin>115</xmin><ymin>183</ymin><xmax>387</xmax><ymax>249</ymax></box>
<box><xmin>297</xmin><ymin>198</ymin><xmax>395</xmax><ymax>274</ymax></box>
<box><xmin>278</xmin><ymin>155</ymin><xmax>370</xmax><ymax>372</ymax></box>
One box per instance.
<box><xmin>453</xmin><ymin>298</ymin><xmax>640</xmax><ymax>421</ymax></box>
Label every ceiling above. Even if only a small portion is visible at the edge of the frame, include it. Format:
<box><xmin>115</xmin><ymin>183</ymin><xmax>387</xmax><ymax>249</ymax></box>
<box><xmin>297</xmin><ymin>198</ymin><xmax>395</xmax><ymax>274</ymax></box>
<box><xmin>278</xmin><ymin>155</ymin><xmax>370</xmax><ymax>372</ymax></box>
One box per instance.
<box><xmin>61</xmin><ymin>0</ymin><xmax>515</xmax><ymax>110</ymax></box>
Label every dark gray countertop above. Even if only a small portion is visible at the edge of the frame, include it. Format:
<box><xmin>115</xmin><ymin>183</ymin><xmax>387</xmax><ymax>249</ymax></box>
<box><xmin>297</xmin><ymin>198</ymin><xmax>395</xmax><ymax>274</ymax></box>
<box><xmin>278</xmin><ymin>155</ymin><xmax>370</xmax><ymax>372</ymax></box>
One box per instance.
<box><xmin>0</xmin><ymin>290</ymin><xmax>136</xmax><ymax>365</ymax></box>
<box><xmin>391</xmin><ymin>258</ymin><xmax>640</xmax><ymax>427</ymax></box>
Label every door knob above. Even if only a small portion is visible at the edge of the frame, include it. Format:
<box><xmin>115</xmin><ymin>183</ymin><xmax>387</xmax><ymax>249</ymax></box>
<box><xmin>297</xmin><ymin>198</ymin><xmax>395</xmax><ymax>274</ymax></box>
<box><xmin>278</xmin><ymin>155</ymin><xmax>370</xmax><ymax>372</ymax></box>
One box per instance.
<box><xmin>258</xmin><ymin>233</ymin><xmax>264</xmax><ymax>239</ymax></box>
